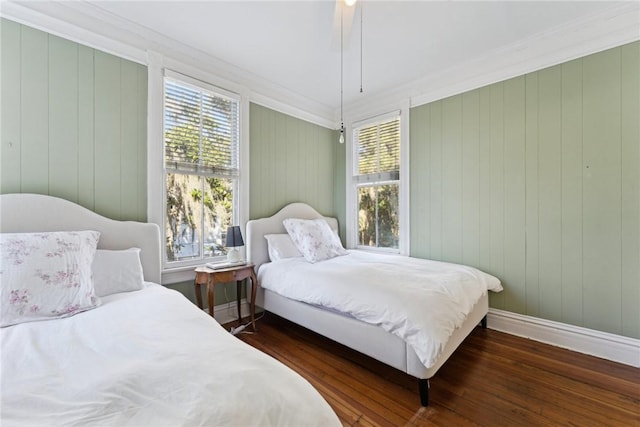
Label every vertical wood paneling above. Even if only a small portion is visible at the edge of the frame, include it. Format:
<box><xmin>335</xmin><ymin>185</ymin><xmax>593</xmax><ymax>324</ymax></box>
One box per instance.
<box><xmin>461</xmin><ymin>92</ymin><xmax>480</xmax><ymax>267</ymax></box>
<box><xmin>77</xmin><ymin>45</ymin><xmax>95</xmax><ymax>211</ymax></box>
<box><xmin>333</xmin><ymin>130</ymin><xmax>347</xmax><ymax>241</ymax></box>
<box><xmin>1</xmin><ymin>19</ymin><xmax>147</xmax><ymax>222</ymax></box>
<box><xmin>502</xmin><ymin>76</ymin><xmax>526</xmax><ymax>314</ymax></box>
<box><xmin>249</xmin><ymin>103</ymin><xmax>337</xmax><ymax>220</ymax></box>
<box><xmin>429</xmin><ymin>102</ymin><xmax>443</xmax><ymax>260</ymax></box>
<box><xmin>524</xmin><ymin>73</ymin><xmax>540</xmax><ymax>317</ymax></box>
<box><xmin>582</xmin><ymin>49</ymin><xmax>622</xmax><ymax>335</ymax></box>
<box><xmin>94</xmin><ymin>51</ymin><xmax>122</xmax><ymax>220</ymax></box>
<box><xmin>620</xmin><ymin>43</ymin><xmax>640</xmax><ymax>339</ymax></box>
<box><xmin>137</xmin><ymin>65</ymin><xmax>148</xmax><ymax>222</ymax></box>
<box><xmin>489</xmin><ymin>83</ymin><xmax>505</xmax><ymax>308</ymax></box>
<box><xmin>120</xmin><ymin>60</ymin><xmax>139</xmax><ymax>221</ymax></box>
<box><xmin>1</xmin><ymin>19</ymin><xmax>21</xmax><ymax>193</ymax></box>
<box><xmin>537</xmin><ymin>65</ymin><xmax>563</xmax><ymax>321</ymax></box>
<box><xmin>560</xmin><ymin>59</ymin><xmax>584</xmax><ymax>326</ymax></box>
<box><xmin>48</xmin><ymin>35</ymin><xmax>79</xmax><ymax>203</ymax></box>
<box><xmin>441</xmin><ymin>97</ymin><xmax>463</xmax><ymax>263</ymax></box>
<box><xmin>20</xmin><ymin>26</ymin><xmax>49</xmax><ymax>194</ymax></box>
<box><xmin>410</xmin><ymin>105</ymin><xmax>431</xmax><ymax>259</ymax></box>
<box><xmin>285</xmin><ymin>116</ymin><xmax>298</xmax><ymax>202</ymax></box>
<box><xmin>408</xmin><ymin>41</ymin><xmax>639</xmax><ymax>339</ymax></box>
<box><xmin>478</xmin><ymin>86</ymin><xmax>492</xmax><ymax>276</ymax></box>
<box><xmin>317</xmin><ymin>124</ymin><xmax>334</xmax><ymax>214</ymax></box>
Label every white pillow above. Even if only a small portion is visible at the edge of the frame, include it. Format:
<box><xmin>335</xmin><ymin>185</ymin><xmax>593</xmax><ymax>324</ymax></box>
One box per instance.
<box><xmin>283</xmin><ymin>218</ymin><xmax>347</xmax><ymax>263</ymax></box>
<box><xmin>92</xmin><ymin>248</ymin><xmax>145</xmax><ymax>297</ymax></box>
<box><xmin>0</xmin><ymin>230</ymin><xmax>101</xmax><ymax>327</ymax></box>
<box><xmin>264</xmin><ymin>234</ymin><xmax>303</xmax><ymax>261</ymax></box>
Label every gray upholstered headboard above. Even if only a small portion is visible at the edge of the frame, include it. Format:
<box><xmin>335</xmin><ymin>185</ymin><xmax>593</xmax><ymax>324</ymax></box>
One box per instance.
<box><xmin>246</xmin><ymin>203</ymin><xmax>339</xmax><ymax>273</ymax></box>
<box><xmin>0</xmin><ymin>193</ymin><xmax>161</xmax><ymax>283</ymax></box>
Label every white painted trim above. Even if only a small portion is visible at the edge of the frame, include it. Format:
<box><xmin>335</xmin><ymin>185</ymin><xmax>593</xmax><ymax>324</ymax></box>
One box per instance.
<box><xmin>487</xmin><ymin>308</ymin><xmax>640</xmax><ymax>368</ymax></box>
<box><xmin>0</xmin><ymin>1</ymin><xmax>147</xmax><ymax>65</ymax></box>
<box><xmin>146</xmin><ymin>52</ymin><xmax>164</xmax><ymax>229</ymax></box>
<box><xmin>345</xmin><ymin>100</ymin><xmax>411</xmax><ymax>253</ymax></box>
<box><xmin>6</xmin><ymin>0</ymin><xmax>637</xmax><ymax>131</ymax></box>
<box><xmin>1</xmin><ymin>0</ymin><xmax>335</xmax><ymax>128</ymax></box>
<box><xmin>344</xmin><ymin>2</ymin><xmax>640</xmax><ymax>119</ymax></box>
<box><xmin>250</xmin><ymin>92</ymin><xmax>335</xmax><ymax>130</ymax></box>
<box><xmin>204</xmin><ymin>298</ymin><xmax>256</xmax><ymax>327</ymax></box>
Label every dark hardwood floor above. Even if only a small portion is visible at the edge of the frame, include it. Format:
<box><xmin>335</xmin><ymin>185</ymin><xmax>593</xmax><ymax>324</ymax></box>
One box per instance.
<box><xmin>231</xmin><ymin>313</ymin><xmax>640</xmax><ymax>426</ymax></box>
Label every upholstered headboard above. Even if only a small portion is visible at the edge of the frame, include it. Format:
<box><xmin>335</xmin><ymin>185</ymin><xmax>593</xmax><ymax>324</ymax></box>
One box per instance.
<box><xmin>0</xmin><ymin>193</ymin><xmax>161</xmax><ymax>283</ymax></box>
<box><xmin>246</xmin><ymin>203</ymin><xmax>339</xmax><ymax>273</ymax></box>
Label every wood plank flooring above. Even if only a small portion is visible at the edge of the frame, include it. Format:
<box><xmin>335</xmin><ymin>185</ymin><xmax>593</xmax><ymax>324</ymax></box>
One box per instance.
<box><xmin>233</xmin><ymin>314</ymin><xmax>640</xmax><ymax>426</ymax></box>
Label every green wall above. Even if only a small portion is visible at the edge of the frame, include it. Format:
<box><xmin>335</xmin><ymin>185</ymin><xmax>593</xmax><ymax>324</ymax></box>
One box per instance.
<box><xmin>249</xmin><ymin>103</ymin><xmax>345</xmax><ymax>238</ymax></box>
<box><xmin>1</xmin><ymin>19</ymin><xmax>148</xmax><ymax>221</ymax></box>
<box><xmin>410</xmin><ymin>41</ymin><xmax>639</xmax><ymax>339</ymax></box>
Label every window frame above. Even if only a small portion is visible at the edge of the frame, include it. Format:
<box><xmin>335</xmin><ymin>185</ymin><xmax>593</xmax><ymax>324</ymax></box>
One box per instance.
<box><xmin>346</xmin><ymin>104</ymin><xmax>410</xmax><ymax>255</ymax></box>
<box><xmin>162</xmin><ymin>70</ymin><xmax>241</xmax><ymax>268</ymax></box>
<box><xmin>148</xmin><ymin>62</ymin><xmax>250</xmax><ymax>285</ymax></box>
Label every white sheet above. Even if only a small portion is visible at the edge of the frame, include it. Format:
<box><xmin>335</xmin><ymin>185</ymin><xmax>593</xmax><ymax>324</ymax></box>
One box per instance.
<box><xmin>258</xmin><ymin>251</ymin><xmax>502</xmax><ymax>368</ymax></box>
<box><xmin>0</xmin><ymin>283</ymin><xmax>339</xmax><ymax>427</ymax></box>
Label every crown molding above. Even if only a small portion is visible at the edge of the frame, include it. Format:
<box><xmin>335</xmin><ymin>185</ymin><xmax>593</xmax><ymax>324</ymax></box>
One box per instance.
<box><xmin>344</xmin><ymin>2</ymin><xmax>640</xmax><ymax>120</ymax></box>
<box><xmin>3</xmin><ymin>1</ymin><xmax>638</xmax><ymax>129</ymax></box>
<box><xmin>0</xmin><ymin>0</ymin><xmax>335</xmax><ymax>128</ymax></box>
<box><xmin>0</xmin><ymin>1</ymin><xmax>147</xmax><ymax>64</ymax></box>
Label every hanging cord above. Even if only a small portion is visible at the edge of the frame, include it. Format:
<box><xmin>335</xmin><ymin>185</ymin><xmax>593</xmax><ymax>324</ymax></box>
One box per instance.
<box><xmin>360</xmin><ymin>2</ymin><xmax>363</xmax><ymax>93</ymax></box>
<box><xmin>340</xmin><ymin>5</ymin><xmax>344</xmax><ymax>134</ymax></box>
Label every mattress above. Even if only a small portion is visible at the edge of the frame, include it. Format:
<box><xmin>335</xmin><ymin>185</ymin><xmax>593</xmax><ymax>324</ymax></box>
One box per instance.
<box><xmin>0</xmin><ymin>283</ymin><xmax>339</xmax><ymax>427</ymax></box>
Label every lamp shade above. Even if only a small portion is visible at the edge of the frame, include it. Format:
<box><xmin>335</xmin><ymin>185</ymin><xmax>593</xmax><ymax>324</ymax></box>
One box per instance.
<box><xmin>225</xmin><ymin>226</ymin><xmax>244</xmax><ymax>248</ymax></box>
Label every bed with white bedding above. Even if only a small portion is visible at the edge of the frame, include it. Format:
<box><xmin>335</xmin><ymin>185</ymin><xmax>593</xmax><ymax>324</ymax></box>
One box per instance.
<box><xmin>0</xmin><ymin>193</ymin><xmax>339</xmax><ymax>427</ymax></box>
<box><xmin>246</xmin><ymin>202</ymin><xmax>503</xmax><ymax>406</ymax></box>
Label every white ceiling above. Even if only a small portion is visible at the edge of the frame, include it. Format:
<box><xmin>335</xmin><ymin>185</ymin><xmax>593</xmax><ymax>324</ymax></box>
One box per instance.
<box><xmin>6</xmin><ymin>1</ymin><xmax>639</xmax><ymax>122</ymax></box>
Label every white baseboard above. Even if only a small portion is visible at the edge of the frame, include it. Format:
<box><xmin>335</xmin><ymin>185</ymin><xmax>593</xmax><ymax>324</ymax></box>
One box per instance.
<box><xmin>487</xmin><ymin>308</ymin><xmax>640</xmax><ymax>368</ymax></box>
<box><xmin>202</xmin><ymin>298</ymin><xmax>252</xmax><ymax>326</ymax></box>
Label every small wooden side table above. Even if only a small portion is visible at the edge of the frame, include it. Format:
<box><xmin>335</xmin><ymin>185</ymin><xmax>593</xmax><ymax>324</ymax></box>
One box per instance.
<box><xmin>194</xmin><ymin>263</ymin><xmax>258</xmax><ymax>332</ymax></box>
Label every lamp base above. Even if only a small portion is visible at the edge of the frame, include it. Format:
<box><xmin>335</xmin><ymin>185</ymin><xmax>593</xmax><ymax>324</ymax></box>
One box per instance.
<box><xmin>227</xmin><ymin>248</ymin><xmax>241</xmax><ymax>263</ymax></box>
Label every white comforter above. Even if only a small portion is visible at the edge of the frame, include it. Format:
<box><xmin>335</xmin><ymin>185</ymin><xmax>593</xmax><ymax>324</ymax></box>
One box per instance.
<box><xmin>0</xmin><ymin>284</ymin><xmax>339</xmax><ymax>427</ymax></box>
<box><xmin>258</xmin><ymin>251</ymin><xmax>502</xmax><ymax>368</ymax></box>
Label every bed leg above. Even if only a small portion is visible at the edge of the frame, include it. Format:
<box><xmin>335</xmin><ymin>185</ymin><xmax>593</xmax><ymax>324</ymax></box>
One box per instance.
<box><xmin>481</xmin><ymin>315</ymin><xmax>487</xmax><ymax>329</ymax></box>
<box><xmin>419</xmin><ymin>379</ymin><xmax>430</xmax><ymax>406</ymax></box>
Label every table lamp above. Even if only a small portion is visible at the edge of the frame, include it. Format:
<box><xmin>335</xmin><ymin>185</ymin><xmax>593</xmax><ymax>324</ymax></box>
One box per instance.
<box><xmin>225</xmin><ymin>225</ymin><xmax>244</xmax><ymax>262</ymax></box>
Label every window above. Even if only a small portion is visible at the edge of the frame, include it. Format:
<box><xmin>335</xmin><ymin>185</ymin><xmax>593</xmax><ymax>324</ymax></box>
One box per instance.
<box><xmin>163</xmin><ymin>73</ymin><xmax>240</xmax><ymax>265</ymax></box>
<box><xmin>352</xmin><ymin>114</ymin><xmax>401</xmax><ymax>251</ymax></box>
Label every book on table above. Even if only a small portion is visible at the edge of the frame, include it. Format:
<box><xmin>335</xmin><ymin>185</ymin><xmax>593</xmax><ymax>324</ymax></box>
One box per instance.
<box><xmin>205</xmin><ymin>260</ymin><xmax>247</xmax><ymax>270</ymax></box>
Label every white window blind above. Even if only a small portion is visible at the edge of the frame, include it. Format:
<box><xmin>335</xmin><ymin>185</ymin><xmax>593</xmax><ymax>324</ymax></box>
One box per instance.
<box><xmin>354</xmin><ymin>116</ymin><xmax>400</xmax><ymax>183</ymax></box>
<box><xmin>164</xmin><ymin>78</ymin><xmax>239</xmax><ymax>177</ymax></box>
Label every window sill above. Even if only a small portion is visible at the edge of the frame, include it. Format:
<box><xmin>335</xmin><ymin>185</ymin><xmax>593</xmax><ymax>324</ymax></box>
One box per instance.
<box><xmin>161</xmin><ymin>265</ymin><xmax>201</xmax><ymax>285</ymax></box>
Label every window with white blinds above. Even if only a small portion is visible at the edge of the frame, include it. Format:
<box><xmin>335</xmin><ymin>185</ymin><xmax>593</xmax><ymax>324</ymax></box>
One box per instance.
<box><xmin>163</xmin><ymin>73</ymin><xmax>240</xmax><ymax>265</ymax></box>
<box><xmin>352</xmin><ymin>115</ymin><xmax>401</xmax><ymax>250</ymax></box>
<box><xmin>164</xmin><ymin>77</ymin><xmax>239</xmax><ymax>177</ymax></box>
<box><xmin>354</xmin><ymin>117</ymin><xmax>400</xmax><ymax>182</ymax></box>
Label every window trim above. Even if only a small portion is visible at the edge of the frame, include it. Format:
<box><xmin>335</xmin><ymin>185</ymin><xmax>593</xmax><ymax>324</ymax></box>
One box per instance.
<box><xmin>162</xmin><ymin>70</ymin><xmax>241</xmax><ymax>268</ymax></box>
<box><xmin>147</xmin><ymin>57</ymin><xmax>250</xmax><ymax>284</ymax></box>
<box><xmin>345</xmin><ymin>101</ymin><xmax>410</xmax><ymax>255</ymax></box>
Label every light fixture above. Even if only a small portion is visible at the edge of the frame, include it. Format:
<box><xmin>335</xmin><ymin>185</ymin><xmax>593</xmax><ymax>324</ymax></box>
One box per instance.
<box><xmin>225</xmin><ymin>225</ymin><xmax>244</xmax><ymax>262</ymax></box>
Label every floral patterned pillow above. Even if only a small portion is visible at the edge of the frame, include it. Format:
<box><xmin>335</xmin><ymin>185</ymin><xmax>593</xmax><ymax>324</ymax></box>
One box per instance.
<box><xmin>0</xmin><ymin>230</ymin><xmax>101</xmax><ymax>327</ymax></box>
<box><xmin>283</xmin><ymin>218</ymin><xmax>347</xmax><ymax>263</ymax></box>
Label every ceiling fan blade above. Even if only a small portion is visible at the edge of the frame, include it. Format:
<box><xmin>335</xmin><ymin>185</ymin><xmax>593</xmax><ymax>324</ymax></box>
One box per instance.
<box><xmin>331</xmin><ymin>0</ymin><xmax>357</xmax><ymax>49</ymax></box>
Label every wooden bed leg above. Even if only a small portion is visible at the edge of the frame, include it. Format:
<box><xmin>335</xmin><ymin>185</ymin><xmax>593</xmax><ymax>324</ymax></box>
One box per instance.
<box><xmin>481</xmin><ymin>315</ymin><xmax>488</xmax><ymax>329</ymax></box>
<box><xmin>419</xmin><ymin>379</ymin><xmax>429</xmax><ymax>406</ymax></box>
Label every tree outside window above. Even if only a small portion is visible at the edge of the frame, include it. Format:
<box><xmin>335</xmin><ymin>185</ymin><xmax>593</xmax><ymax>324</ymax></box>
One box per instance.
<box><xmin>164</xmin><ymin>75</ymin><xmax>239</xmax><ymax>263</ymax></box>
<box><xmin>353</xmin><ymin>116</ymin><xmax>401</xmax><ymax>250</ymax></box>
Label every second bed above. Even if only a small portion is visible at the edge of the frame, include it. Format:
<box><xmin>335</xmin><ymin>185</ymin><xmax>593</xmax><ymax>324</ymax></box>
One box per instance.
<box><xmin>247</xmin><ymin>203</ymin><xmax>502</xmax><ymax>405</ymax></box>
